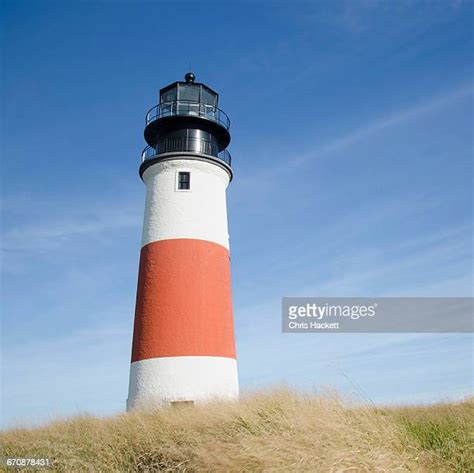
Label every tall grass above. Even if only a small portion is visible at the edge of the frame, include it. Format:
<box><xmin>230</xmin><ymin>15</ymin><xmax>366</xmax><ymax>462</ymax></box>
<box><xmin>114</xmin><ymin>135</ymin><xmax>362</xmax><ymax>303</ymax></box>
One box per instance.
<box><xmin>391</xmin><ymin>398</ymin><xmax>474</xmax><ymax>472</ymax></box>
<box><xmin>1</xmin><ymin>390</ymin><xmax>472</xmax><ymax>472</ymax></box>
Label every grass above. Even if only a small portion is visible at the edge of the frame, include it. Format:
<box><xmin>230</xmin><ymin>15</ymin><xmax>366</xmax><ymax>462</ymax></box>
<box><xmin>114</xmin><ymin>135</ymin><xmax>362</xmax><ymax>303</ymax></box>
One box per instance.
<box><xmin>1</xmin><ymin>390</ymin><xmax>472</xmax><ymax>472</ymax></box>
<box><xmin>391</xmin><ymin>400</ymin><xmax>474</xmax><ymax>472</ymax></box>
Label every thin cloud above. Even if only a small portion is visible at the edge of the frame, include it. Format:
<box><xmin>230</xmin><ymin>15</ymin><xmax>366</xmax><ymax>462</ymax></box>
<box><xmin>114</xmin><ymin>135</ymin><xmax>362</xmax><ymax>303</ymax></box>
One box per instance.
<box><xmin>1</xmin><ymin>201</ymin><xmax>141</xmax><ymax>252</ymax></box>
<box><xmin>307</xmin><ymin>82</ymin><xmax>473</xmax><ymax>160</ymax></box>
<box><xmin>237</xmin><ymin>82</ymin><xmax>473</xmax><ymax>192</ymax></box>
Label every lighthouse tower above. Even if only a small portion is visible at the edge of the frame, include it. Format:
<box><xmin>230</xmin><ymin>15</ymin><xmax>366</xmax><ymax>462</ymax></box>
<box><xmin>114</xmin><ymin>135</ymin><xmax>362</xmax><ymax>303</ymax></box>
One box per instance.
<box><xmin>127</xmin><ymin>73</ymin><xmax>238</xmax><ymax>410</ymax></box>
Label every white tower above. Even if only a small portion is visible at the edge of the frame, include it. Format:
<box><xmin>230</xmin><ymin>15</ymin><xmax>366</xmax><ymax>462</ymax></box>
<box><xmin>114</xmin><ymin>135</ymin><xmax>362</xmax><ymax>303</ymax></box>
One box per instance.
<box><xmin>127</xmin><ymin>73</ymin><xmax>239</xmax><ymax>410</ymax></box>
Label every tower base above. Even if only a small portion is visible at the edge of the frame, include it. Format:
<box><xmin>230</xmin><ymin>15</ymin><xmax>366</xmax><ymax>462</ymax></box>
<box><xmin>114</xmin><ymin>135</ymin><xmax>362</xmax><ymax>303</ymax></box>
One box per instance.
<box><xmin>126</xmin><ymin>356</ymin><xmax>239</xmax><ymax>411</ymax></box>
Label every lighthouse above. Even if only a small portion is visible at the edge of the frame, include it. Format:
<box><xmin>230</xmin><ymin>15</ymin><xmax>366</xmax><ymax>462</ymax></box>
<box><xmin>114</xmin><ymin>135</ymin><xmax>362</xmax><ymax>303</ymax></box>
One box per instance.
<box><xmin>127</xmin><ymin>73</ymin><xmax>239</xmax><ymax>410</ymax></box>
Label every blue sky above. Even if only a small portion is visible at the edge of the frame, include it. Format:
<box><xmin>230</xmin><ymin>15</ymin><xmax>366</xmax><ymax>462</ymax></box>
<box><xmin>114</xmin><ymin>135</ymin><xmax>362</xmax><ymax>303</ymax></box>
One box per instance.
<box><xmin>1</xmin><ymin>1</ymin><xmax>472</xmax><ymax>428</ymax></box>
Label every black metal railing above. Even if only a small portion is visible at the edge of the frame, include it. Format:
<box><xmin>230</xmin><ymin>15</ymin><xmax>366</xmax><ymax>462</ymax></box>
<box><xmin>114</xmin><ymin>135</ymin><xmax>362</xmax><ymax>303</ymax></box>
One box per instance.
<box><xmin>145</xmin><ymin>100</ymin><xmax>230</xmax><ymax>130</ymax></box>
<box><xmin>141</xmin><ymin>137</ymin><xmax>231</xmax><ymax>167</ymax></box>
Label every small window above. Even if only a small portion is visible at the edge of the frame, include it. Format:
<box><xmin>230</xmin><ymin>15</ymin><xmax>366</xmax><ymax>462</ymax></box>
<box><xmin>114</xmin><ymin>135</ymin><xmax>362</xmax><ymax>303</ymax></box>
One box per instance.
<box><xmin>178</xmin><ymin>171</ymin><xmax>190</xmax><ymax>190</ymax></box>
<box><xmin>170</xmin><ymin>400</ymin><xmax>194</xmax><ymax>408</ymax></box>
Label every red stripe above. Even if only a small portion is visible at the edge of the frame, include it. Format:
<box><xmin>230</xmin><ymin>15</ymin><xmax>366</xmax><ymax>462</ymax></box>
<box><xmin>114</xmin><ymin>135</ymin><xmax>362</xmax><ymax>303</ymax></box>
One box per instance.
<box><xmin>131</xmin><ymin>239</ymin><xmax>236</xmax><ymax>362</ymax></box>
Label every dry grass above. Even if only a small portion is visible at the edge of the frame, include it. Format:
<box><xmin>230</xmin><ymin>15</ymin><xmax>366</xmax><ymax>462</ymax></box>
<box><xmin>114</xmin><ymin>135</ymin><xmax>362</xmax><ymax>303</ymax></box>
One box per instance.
<box><xmin>388</xmin><ymin>398</ymin><xmax>474</xmax><ymax>472</ymax></box>
<box><xmin>1</xmin><ymin>390</ymin><xmax>472</xmax><ymax>472</ymax></box>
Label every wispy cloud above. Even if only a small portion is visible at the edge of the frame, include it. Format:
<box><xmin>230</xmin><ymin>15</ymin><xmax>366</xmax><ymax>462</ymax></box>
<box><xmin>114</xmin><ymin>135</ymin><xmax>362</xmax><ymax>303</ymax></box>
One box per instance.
<box><xmin>304</xmin><ymin>83</ymin><xmax>472</xmax><ymax>158</ymax></box>
<box><xmin>236</xmin><ymin>82</ymin><xmax>473</xmax><ymax>193</ymax></box>
<box><xmin>2</xmin><ymin>321</ymin><xmax>131</xmax><ymax>428</ymax></box>
<box><xmin>1</xmin><ymin>197</ymin><xmax>142</xmax><ymax>254</ymax></box>
<box><xmin>302</xmin><ymin>0</ymin><xmax>468</xmax><ymax>34</ymax></box>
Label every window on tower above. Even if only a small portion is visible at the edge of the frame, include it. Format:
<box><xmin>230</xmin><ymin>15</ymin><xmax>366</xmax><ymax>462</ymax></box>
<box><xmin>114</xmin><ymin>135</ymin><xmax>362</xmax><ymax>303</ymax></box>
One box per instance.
<box><xmin>177</xmin><ymin>171</ymin><xmax>191</xmax><ymax>190</ymax></box>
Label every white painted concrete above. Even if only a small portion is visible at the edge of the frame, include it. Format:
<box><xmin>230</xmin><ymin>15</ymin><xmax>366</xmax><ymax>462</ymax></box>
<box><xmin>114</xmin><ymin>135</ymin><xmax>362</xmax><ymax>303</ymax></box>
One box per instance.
<box><xmin>127</xmin><ymin>356</ymin><xmax>239</xmax><ymax>410</ymax></box>
<box><xmin>141</xmin><ymin>159</ymin><xmax>230</xmax><ymax>250</ymax></box>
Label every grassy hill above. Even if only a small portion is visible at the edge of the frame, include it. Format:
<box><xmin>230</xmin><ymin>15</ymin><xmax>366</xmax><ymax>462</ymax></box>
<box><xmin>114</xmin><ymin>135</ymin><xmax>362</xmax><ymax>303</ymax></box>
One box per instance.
<box><xmin>2</xmin><ymin>390</ymin><xmax>472</xmax><ymax>472</ymax></box>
